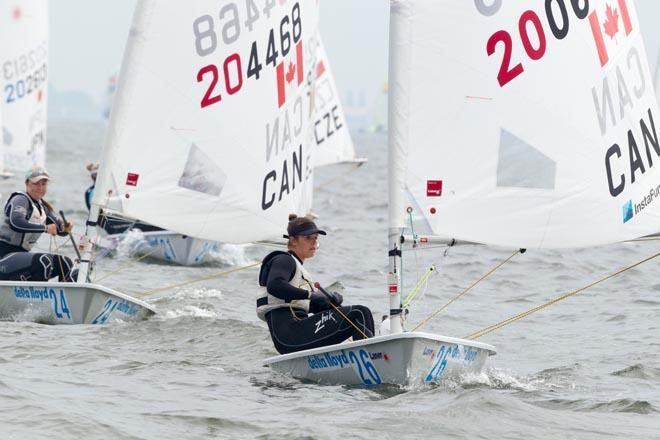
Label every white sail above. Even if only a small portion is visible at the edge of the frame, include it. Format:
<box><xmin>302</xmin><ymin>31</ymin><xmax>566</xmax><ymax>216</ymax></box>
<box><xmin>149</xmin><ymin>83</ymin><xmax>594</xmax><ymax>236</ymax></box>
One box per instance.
<box><xmin>654</xmin><ymin>47</ymin><xmax>660</xmax><ymax>107</ymax></box>
<box><xmin>102</xmin><ymin>73</ymin><xmax>118</xmax><ymax>120</ymax></box>
<box><xmin>0</xmin><ymin>89</ymin><xmax>3</xmax><ymax>174</ymax></box>
<box><xmin>102</xmin><ymin>38</ymin><xmax>353</xmax><ymax>167</ymax></box>
<box><xmin>311</xmin><ymin>37</ymin><xmax>357</xmax><ymax>167</ymax></box>
<box><xmin>0</xmin><ymin>0</ymin><xmax>48</xmax><ymax>171</ymax></box>
<box><xmin>93</xmin><ymin>0</ymin><xmax>321</xmax><ymax>245</ymax></box>
<box><xmin>391</xmin><ymin>0</ymin><xmax>660</xmax><ymax>249</ymax></box>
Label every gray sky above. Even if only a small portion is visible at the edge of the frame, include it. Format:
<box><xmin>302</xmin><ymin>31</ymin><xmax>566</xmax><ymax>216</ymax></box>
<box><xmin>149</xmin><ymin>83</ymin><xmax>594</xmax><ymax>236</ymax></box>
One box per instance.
<box><xmin>49</xmin><ymin>0</ymin><xmax>389</xmax><ymax>112</ymax></box>
<box><xmin>49</xmin><ymin>1</ymin><xmax>660</xmax><ymax>114</ymax></box>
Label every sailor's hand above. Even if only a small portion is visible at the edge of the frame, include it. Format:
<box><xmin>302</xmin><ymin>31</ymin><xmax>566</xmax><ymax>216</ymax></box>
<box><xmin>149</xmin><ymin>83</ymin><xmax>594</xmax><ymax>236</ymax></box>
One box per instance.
<box><xmin>46</xmin><ymin>224</ymin><xmax>58</xmax><ymax>235</ymax></box>
<box><xmin>329</xmin><ymin>291</ymin><xmax>343</xmax><ymax>306</ymax></box>
<box><xmin>310</xmin><ymin>291</ymin><xmax>343</xmax><ymax>311</ymax></box>
<box><xmin>310</xmin><ymin>291</ymin><xmax>332</xmax><ymax>311</ymax></box>
<box><xmin>62</xmin><ymin>220</ymin><xmax>73</xmax><ymax>234</ymax></box>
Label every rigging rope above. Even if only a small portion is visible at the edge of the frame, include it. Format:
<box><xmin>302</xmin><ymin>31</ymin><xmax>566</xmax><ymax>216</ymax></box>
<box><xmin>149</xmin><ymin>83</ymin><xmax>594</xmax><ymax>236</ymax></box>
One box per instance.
<box><xmin>402</xmin><ymin>265</ymin><xmax>435</xmax><ymax>308</ymax></box>
<box><xmin>412</xmin><ymin>249</ymin><xmax>522</xmax><ymax>332</ymax></box>
<box><xmin>464</xmin><ymin>250</ymin><xmax>660</xmax><ymax>340</ymax></box>
<box><xmin>50</xmin><ymin>235</ymin><xmax>69</xmax><ymax>279</ymax></box>
<box><xmin>47</xmin><ymin>234</ymin><xmax>70</xmax><ymax>254</ymax></box>
<box><xmin>324</xmin><ymin>299</ymin><xmax>371</xmax><ymax>340</ymax></box>
<box><xmin>313</xmin><ymin>162</ymin><xmax>364</xmax><ymax>192</ymax></box>
<box><xmin>407</xmin><ymin>210</ymin><xmax>418</xmax><ymax>244</ymax></box>
<box><xmin>93</xmin><ymin>247</ymin><xmax>160</xmax><ymax>283</ymax></box>
<box><xmin>133</xmin><ymin>261</ymin><xmax>261</xmax><ymax>298</ymax></box>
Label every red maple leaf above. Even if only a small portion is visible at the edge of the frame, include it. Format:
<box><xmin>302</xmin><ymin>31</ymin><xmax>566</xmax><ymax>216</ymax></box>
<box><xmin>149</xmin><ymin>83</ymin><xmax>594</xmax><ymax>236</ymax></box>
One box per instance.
<box><xmin>285</xmin><ymin>62</ymin><xmax>296</xmax><ymax>83</ymax></box>
<box><xmin>603</xmin><ymin>4</ymin><xmax>619</xmax><ymax>40</ymax></box>
<box><xmin>316</xmin><ymin>60</ymin><xmax>326</xmax><ymax>79</ymax></box>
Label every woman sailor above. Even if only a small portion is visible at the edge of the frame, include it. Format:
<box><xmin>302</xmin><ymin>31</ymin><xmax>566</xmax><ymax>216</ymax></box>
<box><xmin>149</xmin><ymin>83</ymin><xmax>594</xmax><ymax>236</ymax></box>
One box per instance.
<box><xmin>0</xmin><ymin>167</ymin><xmax>76</xmax><ymax>282</ymax></box>
<box><xmin>84</xmin><ymin>161</ymin><xmax>99</xmax><ymax>210</ymax></box>
<box><xmin>257</xmin><ymin>214</ymin><xmax>375</xmax><ymax>354</ymax></box>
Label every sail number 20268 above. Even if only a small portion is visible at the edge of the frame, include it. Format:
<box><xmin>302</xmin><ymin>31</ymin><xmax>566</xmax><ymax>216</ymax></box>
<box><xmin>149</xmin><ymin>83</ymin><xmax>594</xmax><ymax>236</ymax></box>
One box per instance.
<box><xmin>487</xmin><ymin>0</ymin><xmax>589</xmax><ymax>87</ymax></box>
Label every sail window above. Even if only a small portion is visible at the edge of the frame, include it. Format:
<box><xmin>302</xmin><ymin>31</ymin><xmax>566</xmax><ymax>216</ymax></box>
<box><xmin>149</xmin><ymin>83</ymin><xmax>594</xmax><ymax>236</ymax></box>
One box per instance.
<box><xmin>496</xmin><ymin>129</ymin><xmax>556</xmax><ymax>190</ymax></box>
<box><xmin>178</xmin><ymin>143</ymin><xmax>226</xmax><ymax>197</ymax></box>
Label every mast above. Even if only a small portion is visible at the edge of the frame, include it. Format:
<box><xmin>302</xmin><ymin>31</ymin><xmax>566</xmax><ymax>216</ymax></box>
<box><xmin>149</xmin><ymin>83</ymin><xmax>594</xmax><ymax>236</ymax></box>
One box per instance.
<box><xmin>387</xmin><ymin>1</ymin><xmax>412</xmax><ymax>334</ymax></box>
<box><xmin>654</xmin><ymin>47</ymin><xmax>660</xmax><ymax>108</ymax></box>
<box><xmin>77</xmin><ymin>1</ymin><xmax>147</xmax><ymax>283</ymax></box>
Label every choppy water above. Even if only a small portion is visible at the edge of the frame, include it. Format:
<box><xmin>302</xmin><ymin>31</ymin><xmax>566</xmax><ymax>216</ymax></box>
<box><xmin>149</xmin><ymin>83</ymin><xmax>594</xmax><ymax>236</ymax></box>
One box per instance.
<box><xmin>1</xmin><ymin>121</ymin><xmax>659</xmax><ymax>439</ymax></box>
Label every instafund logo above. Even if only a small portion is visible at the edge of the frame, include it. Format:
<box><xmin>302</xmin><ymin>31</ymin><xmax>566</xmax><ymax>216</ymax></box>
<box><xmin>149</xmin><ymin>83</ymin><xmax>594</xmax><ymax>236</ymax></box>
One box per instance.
<box><xmin>626</xmin><ymin>184</ymin><xmax>660</xmax><ymax>222</ymax></box>
<box><xmin>622</xmin><ymin>200</ymin><xmax>633</xmax><ymax>223</ymax></box>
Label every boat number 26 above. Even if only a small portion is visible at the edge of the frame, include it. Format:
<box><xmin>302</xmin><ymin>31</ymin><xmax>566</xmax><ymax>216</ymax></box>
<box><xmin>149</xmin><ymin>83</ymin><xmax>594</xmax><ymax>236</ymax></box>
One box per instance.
<box><xmin>425</xmin><ymin>344</ymin><xmax>456</xmax><ymax>382</ymax></box>
<box><xmin>348</xmin><ymin>349</ymin><xmax>382</xmax><ymax>385</ymax></box>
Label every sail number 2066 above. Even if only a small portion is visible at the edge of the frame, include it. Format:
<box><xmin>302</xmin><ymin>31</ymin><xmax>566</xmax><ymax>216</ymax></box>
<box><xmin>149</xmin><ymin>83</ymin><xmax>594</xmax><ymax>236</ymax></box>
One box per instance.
<box><xmin>194</xmin><ymin>1</ymin><xmax>302</xmax><ymax>108</ymax></box>
<box><xmin>486</xmin><ymin>0</ymin><xmax>590</xmax><ymax>87</ymax></box>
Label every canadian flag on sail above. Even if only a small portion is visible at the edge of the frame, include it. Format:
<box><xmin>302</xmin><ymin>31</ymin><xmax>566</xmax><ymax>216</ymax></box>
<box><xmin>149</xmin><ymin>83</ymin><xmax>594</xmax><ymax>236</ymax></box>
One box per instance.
<box><xmin>276</xmin><ymin>41</ymin><xmax>304</xmax><ymax>107</ymax></box>
<box><xmin>589</xmin><ymin>0</ymin><xmax>633</xmax><ymax>67</ymax></box>
<box><xmin>316</xmin><ymin>59</ymin><xmax>326</xmax><ymax>79</ymax></box>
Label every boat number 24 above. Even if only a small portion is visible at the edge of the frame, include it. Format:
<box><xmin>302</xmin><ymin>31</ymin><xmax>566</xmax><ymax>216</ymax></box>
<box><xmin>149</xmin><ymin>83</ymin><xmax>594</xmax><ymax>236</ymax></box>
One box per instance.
<box><xmin>91</xmin><ymin>299</ymin><xmax>118</xmax><ymax>325</ymax></box>
<box><xmin>50</xmin><ymin>289</ymin><xmax>71</xmax><ymax>320</ymax></box>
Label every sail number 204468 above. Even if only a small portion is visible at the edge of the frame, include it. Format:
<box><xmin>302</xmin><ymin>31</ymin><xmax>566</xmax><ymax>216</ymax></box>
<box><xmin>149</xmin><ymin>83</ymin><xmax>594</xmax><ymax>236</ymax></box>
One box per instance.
<box><xmin>194</xmin><ymin>1</ymin><xmax>302</xmax><ymax>108</ymax></box>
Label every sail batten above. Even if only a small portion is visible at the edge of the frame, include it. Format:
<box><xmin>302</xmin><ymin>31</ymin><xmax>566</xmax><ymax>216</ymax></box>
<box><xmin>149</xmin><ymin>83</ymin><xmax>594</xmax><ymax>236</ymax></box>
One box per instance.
<box><xmin>391</xmin><ymin>0</ymin><xmax>660</xmax><ymax>249</ymax></box>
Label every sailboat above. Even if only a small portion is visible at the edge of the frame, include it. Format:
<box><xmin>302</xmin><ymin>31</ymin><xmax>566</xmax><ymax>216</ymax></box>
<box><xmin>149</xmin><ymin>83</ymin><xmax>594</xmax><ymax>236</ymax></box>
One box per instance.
<box><xmin>263</xmin><ymin>0</ymin><xmax>660</xmax><ymax>386</ymax></box>
<box><xmin>0</xmin><ymin>79</ymin><xmax>5</xmax><ymax>180</ymax></box>
<box><xmin>0</xmin><ymin>0</ymin><xmax>155</xmax><ymax>324</ymax></box>
<box><xmin>77</xmin><ymin>0</ymin><xmax>323</xmax><ymax>300</ymax></box>
<box><xmin>93</xmin><ymin>33</ymin><xmax>359</xmax><ymax>266</ymax></box>
<box><xmin>0</xmin><ymin>0</ymin><xmax>48</xmax><ymax>172</ymax></box>
<box><xmin>311</xmin><ymin>37</ymin><xmax>364</xmax><ymax>168</ymax></box>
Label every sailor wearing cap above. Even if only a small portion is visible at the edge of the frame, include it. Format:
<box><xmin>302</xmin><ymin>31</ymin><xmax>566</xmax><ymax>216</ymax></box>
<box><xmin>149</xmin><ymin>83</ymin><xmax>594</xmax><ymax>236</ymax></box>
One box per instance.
<box><xmin>256</xmin><ymin>214</ymin><xmax>374</xmax><ymax>354</ymax></box>
<box><xmin>84</xmin><ymin>162</ymin><xmax>99</xmax><ymax>210</ymax></box>
<box><xmin>0</xmin><ymin>167</ymin><xmax>77</xmax><ymax>282</ymax></box>
<box><xmin>82</xmin><ymin>162</ymin><xmax>163</xmax><ymax>236</ymax></box>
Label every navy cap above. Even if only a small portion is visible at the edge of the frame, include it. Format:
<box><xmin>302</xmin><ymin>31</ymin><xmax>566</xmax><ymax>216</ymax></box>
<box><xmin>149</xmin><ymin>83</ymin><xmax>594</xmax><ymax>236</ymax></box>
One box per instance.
<box><xmin>284</xmin><ymin>219</ymin><xmax>327</xmax><ymax>238</ymax></box>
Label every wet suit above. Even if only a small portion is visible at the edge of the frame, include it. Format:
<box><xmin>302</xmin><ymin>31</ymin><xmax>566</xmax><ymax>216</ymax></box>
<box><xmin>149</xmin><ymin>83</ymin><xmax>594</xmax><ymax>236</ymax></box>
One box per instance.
<box><xmin>0</xmin><ymin>193</ymin><xmax>75</xmax><ymax>282</ymax></box>
<box><xmin>84</xmin><ymin>183</ymin><xmax>94</xmax><ymax>210</ymax></box>
<box><xmin>258</xmin><ymin>251</ymin><xmax>375</xmax><ymax>355</ymax></box>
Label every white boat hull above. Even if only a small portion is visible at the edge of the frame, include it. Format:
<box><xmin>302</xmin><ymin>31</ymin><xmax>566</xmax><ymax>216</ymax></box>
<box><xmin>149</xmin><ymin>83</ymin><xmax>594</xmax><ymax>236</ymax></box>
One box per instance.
<box><xmin>106</xmin><ymin>230</ymin><xmax>220</xmax><ymax>266</ymax></box>
<box><xmin>263</xmin><ymin>332</ymin><xmax>495</xmax><ymax>386</ymax></box>
<box><xmin>0</xmin><ymin>281</ymin><xmax>155</xmax><ymax>324</ymax></box>
<box><xmin>137</xmin><ymin>231</ymin><xmax>220</xmax><ymax>265</ymax></box>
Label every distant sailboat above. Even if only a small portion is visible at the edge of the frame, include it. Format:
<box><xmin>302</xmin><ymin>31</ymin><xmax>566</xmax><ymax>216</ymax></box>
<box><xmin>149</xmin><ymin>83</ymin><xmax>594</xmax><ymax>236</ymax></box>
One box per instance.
<box><xmin>78</xmin><ymin>1</ymin><xmax>323</xmax><ymax>281</ymax></box>
<box><xmin>94</xmin><ymin>29</ymin><xmax>359</xmax><ymax>266</ymax></box>
<box><xmin>0</xmin><ymin>0</ymin><xmax>48</xmax><ymax>172</ymax></box>
<box><xmin>101</xmin><ymin>73</ymin><xmax>118</xmax><ymax>120</ymax></box>
<box><xmin>263</xmin><ymin>0</ymin><xmax>660</xmax><ymax>386</ymax></box>
<box><xmin>368</xmin><ymin>81</ymin><xmax>388</xmax><ymax>134</ymax></box>
<box><xmin>0</xmin><ymin>78</ymin><xmax>6</xmax><ymax>179</ymax></box>
<box><xmin>311</xmin><ymin>37</ymin><xmax>364</xmax><ymax>167</ymax></box>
